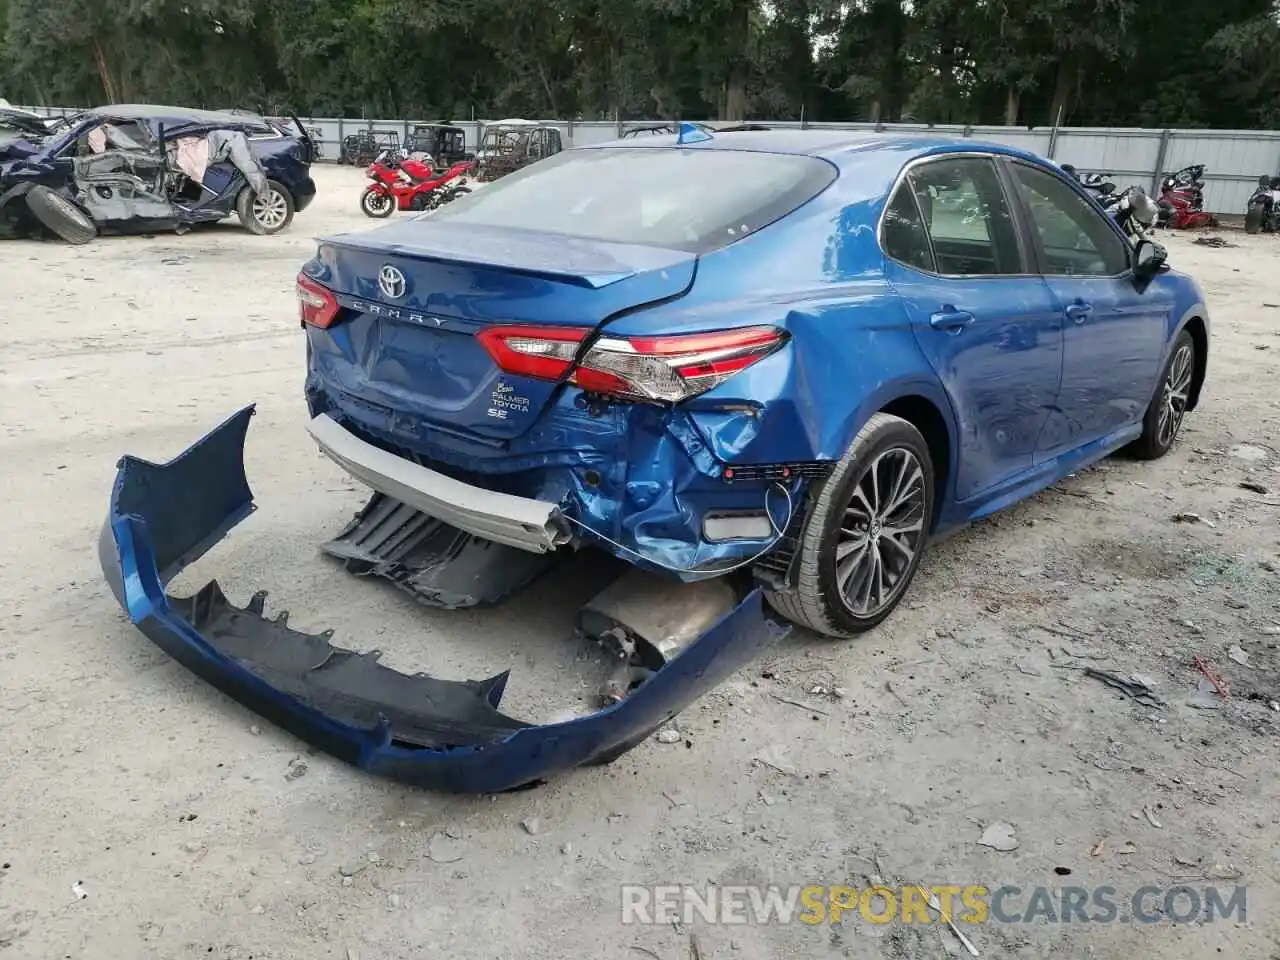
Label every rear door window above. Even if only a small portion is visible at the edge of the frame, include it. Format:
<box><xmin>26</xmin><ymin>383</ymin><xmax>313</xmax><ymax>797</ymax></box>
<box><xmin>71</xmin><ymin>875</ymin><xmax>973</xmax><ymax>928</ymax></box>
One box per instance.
<box><xmin>905</xmin><ymin>157</ymin><xmax>1024</xmax><ymax>276</ymax></box>
<box><xmin>428</xmin><ymin>147</ymin><xmax>837</xmax><ymax>253</ymax></box>
<box><xmin>881</xmin><ymin>182</ymin><xmax>936</xmax><ymax>273</ymax></box>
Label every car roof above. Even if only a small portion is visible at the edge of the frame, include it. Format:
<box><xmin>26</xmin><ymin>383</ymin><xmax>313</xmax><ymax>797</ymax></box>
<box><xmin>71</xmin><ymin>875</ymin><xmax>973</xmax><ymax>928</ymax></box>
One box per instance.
<box><xmin>86</xmin><ymin>103</ymin><xmax>275</xmax><ymax>129</ymax></box>
<box><xmin>583</xmin><ymin>128</ymin><xmax>1043</xmax><ymax>169</ymax></box>
<box><xmin>0</xmin><ymin>107</ymin><xmax>51</xmax><ymax>127</ymax></box>
<box><xmin>573</xmin><ymin>129</ymin><xmax>1054</xmax><ymax>210</ymax></box>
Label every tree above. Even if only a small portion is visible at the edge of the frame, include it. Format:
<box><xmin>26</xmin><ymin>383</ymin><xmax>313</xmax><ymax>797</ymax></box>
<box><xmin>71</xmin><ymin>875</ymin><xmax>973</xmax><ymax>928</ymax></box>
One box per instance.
<box><xmin>3</xmin><ymin>0</ymin><xmax>1280</xmax><ymax>128</ymax></box>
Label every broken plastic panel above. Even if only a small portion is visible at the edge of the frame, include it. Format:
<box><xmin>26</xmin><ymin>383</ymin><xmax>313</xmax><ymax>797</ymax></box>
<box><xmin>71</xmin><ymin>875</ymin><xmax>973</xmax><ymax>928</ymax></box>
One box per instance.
<box><xmin>320</xmin><ymin>492</ymin><xmax>557</xmax><ymax>609</ymax></box>
<box><xmin>97</xmin><ymin>406</ymin><xmax>791</xmax><ymax>792</ymax></box>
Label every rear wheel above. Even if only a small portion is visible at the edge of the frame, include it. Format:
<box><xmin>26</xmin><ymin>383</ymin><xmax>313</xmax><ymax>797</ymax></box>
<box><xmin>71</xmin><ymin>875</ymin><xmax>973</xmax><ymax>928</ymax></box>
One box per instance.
<box><xmin>765</xmin><ymin>413</ymin><xmax>934</xmax><ymax>638</ymax></box>
<box><xmin>1246</xmin><ymin>203</ymin><xmax>1264</xmax><ymax>234</ymax></box>
<box><xmin>237</xmin><ymin>179</ymin><xmax>294</xmax><ymax>235</ymax></box>
<box><xmin>1128</xmin><ymin>329</ymin><xmax>1196</xmax><ymax>461</ymax></box>
<box><xmin>25</xmin><ymin>186</ymin><xmax>96</xmax><ymax>244</ymax></box>
<box><xmin>360</xmin><ymin>185</ymin><xmax>396</xmax><ymax>218</ymax></box>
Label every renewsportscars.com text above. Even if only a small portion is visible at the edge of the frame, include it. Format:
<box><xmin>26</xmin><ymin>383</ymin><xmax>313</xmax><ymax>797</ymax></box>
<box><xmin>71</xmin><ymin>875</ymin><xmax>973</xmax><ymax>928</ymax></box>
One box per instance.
<box><xmin>620</xmin><ymin>884</ymin><xmax>1247</xmax><ymax>926</ymax></box>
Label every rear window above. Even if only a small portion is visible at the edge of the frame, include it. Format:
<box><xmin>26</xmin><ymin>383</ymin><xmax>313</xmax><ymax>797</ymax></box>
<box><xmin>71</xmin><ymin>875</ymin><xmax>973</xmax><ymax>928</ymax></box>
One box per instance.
<box><xmin>428</xmin><ymin>147</ymin><xmax>837</xmax><ymax>253</ymax></box>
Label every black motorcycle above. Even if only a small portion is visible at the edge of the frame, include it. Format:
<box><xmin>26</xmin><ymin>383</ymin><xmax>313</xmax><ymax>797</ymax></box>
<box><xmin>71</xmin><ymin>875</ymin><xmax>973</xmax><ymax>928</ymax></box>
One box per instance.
<box><xmin>1108</xmin><ymin>185</ymin><xmax>1160</xmax><ymax>242</ymax></box>
<box><xmin>1245</xmin><ymin>174</ymin><xmax>1280</xmax><ymax>234</ymax></box>
<box><xmin>1059</xmin><ymin>165</ymin><xmax>1154</xmax><ymax>240</ymax></box>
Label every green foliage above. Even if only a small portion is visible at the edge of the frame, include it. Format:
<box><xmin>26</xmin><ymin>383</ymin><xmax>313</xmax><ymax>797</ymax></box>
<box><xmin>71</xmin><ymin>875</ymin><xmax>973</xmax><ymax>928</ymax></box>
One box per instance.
<box><xmin>2</xmin><ymin>0</ymin><xmax>1278</xmax><ymax>126</ymax></box>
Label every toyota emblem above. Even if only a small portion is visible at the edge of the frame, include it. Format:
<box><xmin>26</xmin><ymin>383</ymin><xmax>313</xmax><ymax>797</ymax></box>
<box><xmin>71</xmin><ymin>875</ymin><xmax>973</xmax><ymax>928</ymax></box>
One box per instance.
<box><xmin>378</xmin><ymin>264</ymin><xmax>406</xmax><ymax>300</ymax></box>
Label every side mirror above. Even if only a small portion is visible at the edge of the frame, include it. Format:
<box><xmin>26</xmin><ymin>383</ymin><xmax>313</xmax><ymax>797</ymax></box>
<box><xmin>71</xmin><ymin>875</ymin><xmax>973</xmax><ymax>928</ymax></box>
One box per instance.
<box><xmin>1133</xmin><ymin>238</ymin><xmax>1166</xmax><ymax>278</ymax></box>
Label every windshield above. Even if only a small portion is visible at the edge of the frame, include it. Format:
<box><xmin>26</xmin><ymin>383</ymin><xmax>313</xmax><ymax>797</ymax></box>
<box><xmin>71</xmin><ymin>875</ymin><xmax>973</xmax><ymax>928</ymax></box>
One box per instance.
<box><xmin>427</xmin><ymin>147</ymin><xmax>837</xmax><ymax>253</ymax></box>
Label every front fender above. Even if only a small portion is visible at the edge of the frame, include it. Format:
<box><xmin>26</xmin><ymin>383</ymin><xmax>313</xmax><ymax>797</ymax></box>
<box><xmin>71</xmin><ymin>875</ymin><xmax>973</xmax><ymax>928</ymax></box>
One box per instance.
<box><xmin>98</xmin><ymin>407</ymin><xmax>790</xmax><ymax>792</ymax></box>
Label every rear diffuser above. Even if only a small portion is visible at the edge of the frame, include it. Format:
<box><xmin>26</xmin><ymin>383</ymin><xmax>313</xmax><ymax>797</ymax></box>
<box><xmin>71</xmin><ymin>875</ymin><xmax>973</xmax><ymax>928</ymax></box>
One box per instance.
<box><xmin>98</xmin><ymin>405</ymin><xmax>790</xmax><ymax>793</ymax></box>
<box><xmin>320</xmin><ymin>493</ymin><xmax>555</xmax><ymax>609</ymax></box>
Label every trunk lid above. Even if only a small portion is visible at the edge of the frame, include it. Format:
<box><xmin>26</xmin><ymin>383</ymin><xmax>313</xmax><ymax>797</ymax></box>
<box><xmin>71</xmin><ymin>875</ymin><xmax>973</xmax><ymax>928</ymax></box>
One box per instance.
<box><xmin>311</xmin><ymin>220</ymin><xmax>696</xmax><ymax>441</ymax></box>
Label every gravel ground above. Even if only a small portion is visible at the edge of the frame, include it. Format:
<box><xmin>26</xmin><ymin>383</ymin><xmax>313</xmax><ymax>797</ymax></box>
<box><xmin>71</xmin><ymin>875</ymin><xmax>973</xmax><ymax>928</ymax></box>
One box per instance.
<box><xmin>1</xmin><ymin>165</ymin><xmax>1277</xmax><ymax>960</ymax></box>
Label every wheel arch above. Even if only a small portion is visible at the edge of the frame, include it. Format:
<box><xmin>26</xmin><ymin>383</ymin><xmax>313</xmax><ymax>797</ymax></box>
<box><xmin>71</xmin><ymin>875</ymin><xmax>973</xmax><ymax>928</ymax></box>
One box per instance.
<box><xmin>1178</xmin><ymin>312</ymin><xmax>1208</xmax><ymax>413</ymax></box>
<box><xmin>878</xmin><ymin>394</ymin><xmax>953</xmax><ymax>527</ymax></box>
<box><xmin>237</xmin><ymin>176</ymin><xmax>295</xmax><ymax>207</ymax></box>
<box><xmin>839</xmin><ymin>379</ymin><xmax>959</xmax><ymax>532</ymax></box>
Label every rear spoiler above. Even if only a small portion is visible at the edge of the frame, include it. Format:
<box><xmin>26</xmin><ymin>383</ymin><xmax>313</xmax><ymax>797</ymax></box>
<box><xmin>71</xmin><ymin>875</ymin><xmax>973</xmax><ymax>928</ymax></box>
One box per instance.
<box><xmin>319</xmin><ymin>222</ymin><xmax>694</xmax><ymax>290</ymax></box>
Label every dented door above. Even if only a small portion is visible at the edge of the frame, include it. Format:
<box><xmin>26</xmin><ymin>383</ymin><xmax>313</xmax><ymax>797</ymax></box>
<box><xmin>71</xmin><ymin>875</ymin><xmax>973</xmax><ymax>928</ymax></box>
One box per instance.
<box><xmin>883</xmin><ymin>155</ymin><xmax>1064</xmax><ymax>503</ymax></box>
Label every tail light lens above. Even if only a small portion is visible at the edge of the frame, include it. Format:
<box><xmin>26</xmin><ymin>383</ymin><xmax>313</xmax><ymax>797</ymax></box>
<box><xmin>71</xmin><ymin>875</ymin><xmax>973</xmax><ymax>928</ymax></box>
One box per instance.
<box><xmin>475</xmin><ymin>325</ymin><xmax>588</xmax><ymax>381</ymax></box>
<box><xmin>476</xmin><ymin>324</ymin><xmax>787</xmax><ymax>403</ymax></box>
<box><xmin>297</xmin><ymin>272</ymin><xmax>340</xmax><ymax>329</ymax></box>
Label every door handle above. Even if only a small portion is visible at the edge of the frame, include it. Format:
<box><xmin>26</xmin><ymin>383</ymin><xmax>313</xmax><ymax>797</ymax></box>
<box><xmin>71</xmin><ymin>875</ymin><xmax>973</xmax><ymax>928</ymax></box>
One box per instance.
<box><xmin>929</xmin><ymin>308</ymin><xmax>975</xmax><ymax>333</ymax></box>
<box><xmin>1065</xmin><ymin>302</ymin><xmax>1093</xmax><ymax>324</ymax></box>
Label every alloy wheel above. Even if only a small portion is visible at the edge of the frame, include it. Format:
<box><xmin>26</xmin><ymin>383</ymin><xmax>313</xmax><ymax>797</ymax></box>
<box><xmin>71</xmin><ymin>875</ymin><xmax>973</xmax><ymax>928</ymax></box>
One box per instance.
<box><xmin>835</xmin><ymin>447</ymin><xmax>927</xmax><ymax>617</ymax></box>
<box><xmin>1157</xmin><ymin>343</ymin><xmax>1194</xmax><ymax>448</ymax></box>
<box><xmin>252</xmin><ymin>189</ymin><xmax>288</xmax><ymax>230</ymax></box>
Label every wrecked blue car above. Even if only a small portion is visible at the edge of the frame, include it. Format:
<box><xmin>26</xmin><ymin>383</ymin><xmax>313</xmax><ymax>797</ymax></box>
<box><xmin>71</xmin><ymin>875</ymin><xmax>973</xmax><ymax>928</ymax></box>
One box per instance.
<box><xmin>101</xmin><ymin>126</ymin><xmax>1208</xmax><ymax>792</ymax></box>
<box><xmin>0</xmin><ymin>104</ymin><xmax>316</xmax><ymax>243</ymax></box>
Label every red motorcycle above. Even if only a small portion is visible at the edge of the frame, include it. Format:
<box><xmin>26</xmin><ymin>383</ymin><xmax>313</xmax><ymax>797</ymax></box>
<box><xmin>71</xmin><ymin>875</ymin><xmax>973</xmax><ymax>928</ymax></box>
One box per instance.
<box><xmin>360</xmin><ymin>150</ymin><xmax>474</xmax><ymax>218</ymax></box>
<box><xmin>1156</xmin><ymin>164</ymin><xmax>1218</xmax><ymax>230</ymax></box>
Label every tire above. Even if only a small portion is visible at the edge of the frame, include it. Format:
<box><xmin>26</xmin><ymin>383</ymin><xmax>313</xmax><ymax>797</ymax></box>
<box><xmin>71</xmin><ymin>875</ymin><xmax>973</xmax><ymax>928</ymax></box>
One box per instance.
<box><xmin>360</xmin><ymin>185</ymin><xmax>396</xmax><ymax>218</ymax></box>
<box><xmin>236</xmin><ymin>179</ymin><xmax>294</xmax><ymax>235</ymax></box>
<box><xmin>435</xmin><ymin>185</ymin><xmax>472</xmax><ymax>207</ymax></box>
<box><xmin>25</xmin><ymin>186</ymin><xmax>96</xmax><ymax>244</ymax></box>
<box><xmin>765</xmin><ymin>413</ymin><xmax>935</xmax><ymax>638</ymax></box>
<box><xmin>1246</xmin><ymin>204</ymin><xmax>1264</xmax><ymax>234</ymax></box>
<box><xmin>1127</xmin><ymin>329</ymin><xmax>1196</xmax><ymax>461</ymax></box>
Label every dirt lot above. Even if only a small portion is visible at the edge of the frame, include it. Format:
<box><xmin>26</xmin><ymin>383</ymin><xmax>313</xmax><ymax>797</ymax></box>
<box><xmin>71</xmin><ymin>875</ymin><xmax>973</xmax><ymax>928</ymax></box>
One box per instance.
<box><xmin>1</xmin><ymin>163</ymin><xmax>1278</xmax><ymax>960</ymax></box>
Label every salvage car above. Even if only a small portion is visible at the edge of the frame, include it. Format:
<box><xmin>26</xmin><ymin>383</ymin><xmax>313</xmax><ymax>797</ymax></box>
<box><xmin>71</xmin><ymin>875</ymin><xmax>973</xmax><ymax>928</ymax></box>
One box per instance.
<box><xmin>0</xmin><ymin>104</ymin><xmax>316</xmax><ymax>242</ymax></box>
<box><xmin>99</xmin><ymin>125</ymin><xmax>1209</xmax><ymax>792</ymax></box>
<box><xmin>340</xmin><ymin>130</ymin><xmax>400</xmax><ymax>167</ymax></box>
<box><xmin>474</xmin><ymin>119</ymin><xmax>562</xmax><ymax>180</ymax></box>
<box><xmin>402</xmin><ymin>123</ymin><xmax>472</xmax><ymax>167</ymax></box>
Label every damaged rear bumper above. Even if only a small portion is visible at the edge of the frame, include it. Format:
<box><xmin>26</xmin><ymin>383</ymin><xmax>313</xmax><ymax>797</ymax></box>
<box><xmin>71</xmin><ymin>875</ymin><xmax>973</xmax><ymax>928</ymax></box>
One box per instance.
<box><xmin>307</xmin><ymin>413</ymin><xmax>569</xmax><ymax>553</ymax></box>
<box><xmin>98</xmin><ymin>406</ymin><xmax>790</xmax><ymax>793</ymax></box>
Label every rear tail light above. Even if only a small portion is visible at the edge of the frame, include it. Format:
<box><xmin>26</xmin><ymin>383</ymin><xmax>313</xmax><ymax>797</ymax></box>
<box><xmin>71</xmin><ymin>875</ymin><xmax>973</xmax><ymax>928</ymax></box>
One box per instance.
<box><xmin>475</xmin><ymin>325</ymin><xmax>587</xmax><ymax>381</ymax></box>
<box><xmin>476</xmin><ymin>324</ymin><xmax>787</xmax><ymax>403</ymax></box>
<box><xmin>297</xmin><ymin>272</ymin><xmax>340</xmax><ymax>329</ymax></box>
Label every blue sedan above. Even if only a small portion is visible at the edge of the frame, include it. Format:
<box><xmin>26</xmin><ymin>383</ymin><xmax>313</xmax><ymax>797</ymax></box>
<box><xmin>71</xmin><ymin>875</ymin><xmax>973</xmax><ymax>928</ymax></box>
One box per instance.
<box><xmin>98</xmin><ymin>127</ymin><xmax>1208</xmax><ymax>791</ymax></box>
<box><xmin>299</xmin><ymin>127</ymin><xmax>1206</xmax><ymax>633</ymax></box>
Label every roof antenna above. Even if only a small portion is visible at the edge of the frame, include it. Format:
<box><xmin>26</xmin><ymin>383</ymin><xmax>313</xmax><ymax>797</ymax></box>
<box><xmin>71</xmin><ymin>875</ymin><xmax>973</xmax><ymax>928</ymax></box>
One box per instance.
<box><xmin>676</xmin><ymin>121</ymin><xmax>713</xmax><ymax>145</ymax></box>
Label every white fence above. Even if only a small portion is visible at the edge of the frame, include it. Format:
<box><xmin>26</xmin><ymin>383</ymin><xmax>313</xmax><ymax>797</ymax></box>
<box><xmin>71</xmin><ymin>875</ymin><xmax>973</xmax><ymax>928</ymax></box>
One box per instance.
<box><xmin>15</xmin><ymin>105</ymin><xmax>1280</xmax><ymax>215</ymax></box>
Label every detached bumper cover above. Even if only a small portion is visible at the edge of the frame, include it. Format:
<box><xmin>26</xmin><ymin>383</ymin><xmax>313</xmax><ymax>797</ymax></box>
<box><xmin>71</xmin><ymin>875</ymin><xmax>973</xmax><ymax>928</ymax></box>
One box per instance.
<box><xmin>98</xmin><ymin>406</ymin><xmax>789</xmax><ymax>793</ymax></box>
<box><xmin>307</xmin><ymin>413</ymin><xmax>568</xmax><ymax>554</ymax></box>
